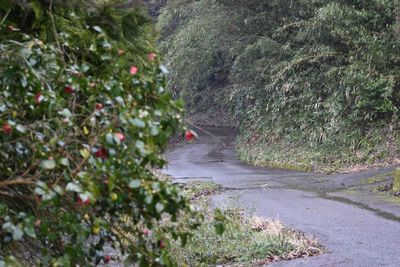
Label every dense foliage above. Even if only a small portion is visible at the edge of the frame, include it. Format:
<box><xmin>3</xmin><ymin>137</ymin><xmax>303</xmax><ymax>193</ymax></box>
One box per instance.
<box><xmin>158</xmin><ymin>0</ymin><xmax>400</xmax><ymax>171</ymax></box>
<box><xmin>0</xmin><ymin>0</ymin><xmax>201</xmax><ymax>265</ymax></box>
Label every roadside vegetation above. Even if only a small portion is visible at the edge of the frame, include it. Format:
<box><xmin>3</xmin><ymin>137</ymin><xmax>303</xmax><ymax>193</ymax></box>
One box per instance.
<box><xmin>0</xmin><ymin>1</ymin><xmax>202</xmax><ymax>265</ymax></box>
<box><xmin>170</xmin><ymin>182</ymin><xmax>322</xmax><ymax>266</ymax></box>
<box><xmin>373</xmin><ymin>169</ymin><xmax>400</xmax><ymax>197</ymax></box>
<box><xmin>157</xmin><ymin>0</ymin><xmax>400</xmax><ymax>172</ymax></box>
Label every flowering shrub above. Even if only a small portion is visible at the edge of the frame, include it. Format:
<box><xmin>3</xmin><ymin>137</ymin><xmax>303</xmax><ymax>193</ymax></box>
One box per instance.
<box><xmin>0</xmin><ymin>1</ymin><xmax>201</xmax><ymax>265</ymax></box>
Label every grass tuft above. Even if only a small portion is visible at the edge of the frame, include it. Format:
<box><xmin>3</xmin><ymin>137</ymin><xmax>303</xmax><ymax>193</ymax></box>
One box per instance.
<box><xmin>170</xmin><ymin>182</ymin><xmax>323</xmax><ymax>266</ymax></box>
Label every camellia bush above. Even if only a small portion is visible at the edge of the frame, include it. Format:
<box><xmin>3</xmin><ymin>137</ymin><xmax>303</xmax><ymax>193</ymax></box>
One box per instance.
<box><xmin>0</xmin><ymin>0</ymin><xmax>201</xmax><ymax>265</ymax></box>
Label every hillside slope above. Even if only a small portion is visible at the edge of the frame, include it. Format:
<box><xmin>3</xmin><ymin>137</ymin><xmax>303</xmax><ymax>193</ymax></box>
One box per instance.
<box><xmin>157</xmin><ymin>0</ymin><xmax>400</xmax><ymax>172</ymax></box>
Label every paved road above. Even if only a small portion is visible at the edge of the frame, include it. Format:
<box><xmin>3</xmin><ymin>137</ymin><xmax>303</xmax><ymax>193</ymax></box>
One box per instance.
<box><xmin>162</xmin><ymin>127</ymin><xmax>400</xmax><ymax>266</ymax></box>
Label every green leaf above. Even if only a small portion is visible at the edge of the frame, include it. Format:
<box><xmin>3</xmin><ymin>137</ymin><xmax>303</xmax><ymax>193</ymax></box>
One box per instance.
<box><xmin>129</xmin><ymin>179</ymin><xmax>141</xmax><ymax>189</ymax></box>
<box><xmin>21</xmin><ymin>76</ymin><xmax>27</xmax><ymax>87</ymax></box>
<box><xmin>131</xmin><ymin>118</ymin><xmax>146</xmax><ymax>128</ymax></box>
<box><xmin>214</xmin><ymin>209</ymin><xmax>226</xmax><ymax>222</ymax></box>
<box><xmin>106</xmin><ymin>133</ymin><xmax>114</xmax><ymax>144</ymax></box>
<box><xmin>214</xmin><ymin>222</ymin><xmax>225</xmax><ymax>235</ymax></box>
<box><xmin>40</xmin><ymin>160</ymin><xmax>56</xmax><ymax>170</ymax></box>
<box><xmin>66</xmin><ymin>182</ymin><xmax>82</xmax><ymax>192</ymax></box>
<box><xmin>93</xmin><ymin>25</ymin><xmax>102</xmax><ymax>32</ymax></box>
<box><xmin>135</xmin><ymin>140</ymin><xmax>145</xmax><ymax>149</ymax></box>
<box><xmin>150</xmin><ymin>126</ymin><xmax>160</xmax><ymax>136</ymax></box>
<box><xmin>12</xmin><ymin>226</ymin><xmax>23</xmax><ymax>240</ymax></box>
<box><xmin>34</xmin><ymin>187</ymin><xmax>46</xmax><ymax>195</ymax></box>
<box><xmin>53</xmin><ymin>185</ymin><xmax>64</xmax><ymax>195</ymax></box>
<box><xmin>24</xmin><ymin>225</ymin><xmax>36</xmax><ymax>238</ymax></box>
<box><xmin>36</xmin><ymin>180</ymin><xmax>48</xmax><ymax>189</ymax></box>
<box><xmin>59</xmin><ymin>157</ymin><xmax>70</xmax><ymax>166</ymax></box>
<box><xmin>155</xmin><ymin>202</ymin><xmax>164</xmax><ymax>213</ymax></box>
<box><xmin>80</xmin><ymin>149</ymin><xmax>90</xmax><ymax>159</ymax></box>
<box><xmin>160</xmin><ymin>64</ymin><xmax>169</xmax><ymax>74</ymax></box>
<box><xmin>58</xmin><ymin>108</ymin><xmax>72</xmax><ymax>118</ymax></box>
<box><xmin>179</xmin><ymin>233</ymin><xmax>188</xmax><ymax>247</ymax></box>
<box><xmin>16</xmin><ymin>124</ymin><xmax>26</xmax><ymax>133</ymax></box>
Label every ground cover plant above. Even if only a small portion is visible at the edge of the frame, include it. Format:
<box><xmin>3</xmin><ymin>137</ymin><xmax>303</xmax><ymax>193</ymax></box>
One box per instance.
<box><xmin>157</xmin><ymin>0</ymin><xmax>400</xmax><ymax>172</ymax></box>
<box><xmin>170</xmin><ymin>182</ymin><xmax>322</xmax><ymax>266</ymax></box>
<box><xmin>0</xmin><ymin>1</ymin><xmax>202</xmax><ymax>265</ymax></box>
<box><xmin>374</xmin><ymin>169</ymin><xmax>400</xmax><ymax>197</ymax></box>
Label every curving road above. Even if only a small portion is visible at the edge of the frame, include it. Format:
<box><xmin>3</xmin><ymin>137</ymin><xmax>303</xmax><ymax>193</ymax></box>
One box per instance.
<box><xmin>162</xmin><ymin>127</ymin><xmax>400</xmax><ymax>267</ymax></box>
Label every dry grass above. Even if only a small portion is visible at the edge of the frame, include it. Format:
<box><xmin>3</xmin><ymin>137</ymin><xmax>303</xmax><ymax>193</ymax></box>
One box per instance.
<box><xmin>169</xmin><ymin>183</ymin><xmax>323</xmax><ymax>266</ymax></box>
<box><xmin>250</xmin><ymin>217</ymin><xmax>322</xmax><ymax>265</ymax></box>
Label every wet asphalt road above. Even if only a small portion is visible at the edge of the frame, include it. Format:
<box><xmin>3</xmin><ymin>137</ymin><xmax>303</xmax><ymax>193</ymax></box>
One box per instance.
<box><xmin>162</xmin><ymin>127</ymin><xmax>400</xmax><ymax>267</ymax></box>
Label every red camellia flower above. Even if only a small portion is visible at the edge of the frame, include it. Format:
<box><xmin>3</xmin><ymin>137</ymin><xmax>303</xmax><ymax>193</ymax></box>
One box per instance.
<box><xmin>77</xmin><ymin>196</ymin><xmax>90</xmax><ymax>206</ymax></box>
<box><xmin>185</xmin><ymin>130</ymin><xmax>196</xmax><ymax>141</ymax></box>
<box><xmin>104</xmin><ymin>255</ymin><xmax>111</xmax><ymax>264</ymax></box>
<box><xmin>147</xmin><ymin>52</ymin><xmax>156</xmax><ymax>61</ymax></box>
<box><xmin>115</xmin><ymin>132</ymin><xmax>125</xmax><ymax>141</ymax></box>
<box><xmin>2</xmin><ymin>123</ymin><xmax>12</xmax><ymax>134</ymax></box>
<box><xmin>95</xmin><ymin>103</ymin><xmax>103</xmax><ymax>110</ymax></box>
<box><xmin>143</xmin><ymin>229</ymin><xmax>150</xmax><ymax>236</ymax></box>
<box><xmin>35</xmin><ymin>92</ymin><xmax>43</xmax><ymax>104</ymax></box>
<box><xmin>130</xmin><ymin>66</ymin><xmax>138</xmax><ymax>75</ymax></box>
<box><xmin>64</xmin><ymin>86</ymin><xmax>74</xmax><ymax>94</ymax></box>
<box><xmin>95</xmin><ymin>148</ymin><xmax>108</xmax><ymax>159</ymax></box>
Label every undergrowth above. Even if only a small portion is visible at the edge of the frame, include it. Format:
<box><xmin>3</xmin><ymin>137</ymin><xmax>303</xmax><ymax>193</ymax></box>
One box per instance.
<box><xmin>237</xmin><ymin>126</ymin><xmax>400</xmax><ymax>173</ymax></box>
<box><xmin>169</xmin><ymin>182</ymin><xmax>323</xmax><ymax>266</ymax></box>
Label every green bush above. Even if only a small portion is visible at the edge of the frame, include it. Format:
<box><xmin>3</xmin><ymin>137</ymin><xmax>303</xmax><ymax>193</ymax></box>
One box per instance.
<box><xmin>0</xmin><ymin>1</ymin><xmax>201</xmax><ymax>265</ymax></box>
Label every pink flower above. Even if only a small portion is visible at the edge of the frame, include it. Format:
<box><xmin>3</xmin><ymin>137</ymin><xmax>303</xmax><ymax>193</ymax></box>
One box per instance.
<box><xmin>77</xmin><ymin>196</ymin><xmax>90</xmax><ymax>206</ymax></box>
<box><xmin>115</xmin><ymin>132</ymin><xmax>125</xmax><ymax>141</ymax></box>
<box><xmin>130</xmin><ymin>66</ymin><xmax>138</xmax><ymax>75</ymax></box>
<box><xmin>95</xmin><ymin>103</ymin><xmax>103</xmax><ymax>110</ymax></box>
<box><xmin>143</xmin><ymin>229</ymin><xmax>150</xmax><ymax>236</ymax></box>
<box><xmin>147</xmin><ymin>53</ymin><xmax>156</xmax><ymax>61</ymax></box>
<box><xmin>35</xmin><ymin>92</ymin><xmax>44</xmax><ymax>104</ymax></box>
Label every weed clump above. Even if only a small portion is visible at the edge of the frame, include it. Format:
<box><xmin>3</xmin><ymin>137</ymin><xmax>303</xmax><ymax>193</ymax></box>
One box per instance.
<box><xmin>393</xmin><ymin>168</ymin><xmax>400</xmax><ymax>192</ymax></box>
<box><xmin>169</xmin><ymin>182</ymin><xmax>322</xmax><ymax>266</ymax></box>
